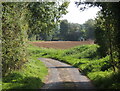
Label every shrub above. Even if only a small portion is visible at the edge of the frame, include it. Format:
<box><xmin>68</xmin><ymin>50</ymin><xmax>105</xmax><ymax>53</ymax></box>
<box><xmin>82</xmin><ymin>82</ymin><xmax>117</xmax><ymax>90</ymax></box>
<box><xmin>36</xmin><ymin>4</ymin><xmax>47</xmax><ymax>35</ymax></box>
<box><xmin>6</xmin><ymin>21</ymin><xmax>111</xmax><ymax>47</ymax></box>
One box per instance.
<box><xmin>2</xmin><ymin>3</ymin><xmax>28</xmax><ymax>76</ymax></box>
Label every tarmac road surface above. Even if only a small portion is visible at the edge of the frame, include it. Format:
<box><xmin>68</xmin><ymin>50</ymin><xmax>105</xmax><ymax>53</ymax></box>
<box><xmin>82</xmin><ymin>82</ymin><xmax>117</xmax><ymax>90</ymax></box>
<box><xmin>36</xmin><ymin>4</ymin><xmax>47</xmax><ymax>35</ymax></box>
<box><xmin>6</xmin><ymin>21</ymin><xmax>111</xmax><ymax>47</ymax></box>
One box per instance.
<box><xmin>39</xmin><ymin>58</ymin><xmax>95</xmax><ymax>90</ymax></box>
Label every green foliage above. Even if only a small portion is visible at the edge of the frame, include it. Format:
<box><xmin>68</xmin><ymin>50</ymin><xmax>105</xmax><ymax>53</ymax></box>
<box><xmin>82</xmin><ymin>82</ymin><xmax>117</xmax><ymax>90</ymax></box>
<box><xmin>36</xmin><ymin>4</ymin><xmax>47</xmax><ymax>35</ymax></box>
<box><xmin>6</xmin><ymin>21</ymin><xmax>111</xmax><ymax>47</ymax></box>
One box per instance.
<box><xmin>78</xmin><ymin>56</ymin><xmax>111</xmax><ymax>74</ymax></box>
<box><xmin>2</xmin><ymin>2</ymin><xmax>28</xmax><ymax>76</ymax></box>
<box><xmin>88</xmin><ymin>71</ymin><xmax>113</xmax><ymax>88</ymax></box>
<box><xmin>83</xmin><ymin>19</ymin><xmax>95</xmax><ymax>40</ymax></box>
<box><xmin>2</xmin><ymin>45</ymin><xmax>48</xmax><ymax>90</ymax></box>
<box><xmin>88</xmin><ymin>71</ymin><xmax>120</xmax><ymax>89</ymax></box>
<box><xmin>94</xmin><ymin>16</ymin><xmax>108</xmax><ymax>57</ymax></box>
<box><xmin>27</xmin><ymin>2</ymin><xmax>69</xmax><ymax>41</ymax></box>
<box><xmin>30</xmin><ymin>44</ymin><xmax>120</xmax><ymax>89</ymax></box>
<box><xmin>2</xmin><ymin>2</ymin><xmax>69</xmax><ymax>77</ymax></box>
<box><xmin>59</xmin><ymin>19</ymin><xmax>69</xmax><ymax>40</ymax></box>
<box><xmin>64</xmin><ymin>44</ymin><xmax>99</xmax><ymax>59</ymax></box>
<box><xmin>53</xmin><ymin>19</ymin><xmax>95</xmax><ymax>41</ymax></box>
<box><xmin>94</xmin><ymin>9</ymin><xmax>120</xmax><ymax>71</ymax></box>
<box><xmin>75</xmin><ymin>1</ymin><xmax>120</xmax><ymax>72</ymax></box>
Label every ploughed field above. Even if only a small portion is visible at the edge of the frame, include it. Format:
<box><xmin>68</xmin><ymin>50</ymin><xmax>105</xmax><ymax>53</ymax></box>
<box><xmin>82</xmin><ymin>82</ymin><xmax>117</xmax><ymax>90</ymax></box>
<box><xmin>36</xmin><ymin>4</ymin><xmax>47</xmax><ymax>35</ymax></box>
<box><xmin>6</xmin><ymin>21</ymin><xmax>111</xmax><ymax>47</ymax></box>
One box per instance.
<box><xmin>30</xmin><ymin>41</ymin><xmax>94</xmax><ymax>49</ymax></box>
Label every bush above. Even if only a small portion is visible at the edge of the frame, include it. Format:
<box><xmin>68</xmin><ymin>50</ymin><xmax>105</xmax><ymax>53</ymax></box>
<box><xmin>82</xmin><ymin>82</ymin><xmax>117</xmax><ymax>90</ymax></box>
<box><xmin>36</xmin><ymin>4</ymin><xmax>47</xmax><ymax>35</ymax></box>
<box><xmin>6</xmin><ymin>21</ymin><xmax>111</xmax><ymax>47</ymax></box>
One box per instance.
<box><xmin>88</xmin><ymin>71</ymin><xmax>120</xmax><ymax>89</ymax></box>
<box><xmin>2</xmin><ymin>3</ymin><xmax>28</xmax><ymax>76</ymax></box>
<box><xmin>63</xmin><ymin>44</ymin><xmax>99</xmax><ymax>59</ymax></box>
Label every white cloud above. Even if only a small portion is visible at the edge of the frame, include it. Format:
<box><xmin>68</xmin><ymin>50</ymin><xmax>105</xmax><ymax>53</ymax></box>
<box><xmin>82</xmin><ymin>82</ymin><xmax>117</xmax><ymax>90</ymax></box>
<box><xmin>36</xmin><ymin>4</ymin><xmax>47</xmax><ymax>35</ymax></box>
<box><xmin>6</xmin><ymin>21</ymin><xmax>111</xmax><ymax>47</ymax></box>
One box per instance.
<box><xmin>60</xmin><ymin>1</ymin><xmax>100</xmax><ymax>24</ymax></box>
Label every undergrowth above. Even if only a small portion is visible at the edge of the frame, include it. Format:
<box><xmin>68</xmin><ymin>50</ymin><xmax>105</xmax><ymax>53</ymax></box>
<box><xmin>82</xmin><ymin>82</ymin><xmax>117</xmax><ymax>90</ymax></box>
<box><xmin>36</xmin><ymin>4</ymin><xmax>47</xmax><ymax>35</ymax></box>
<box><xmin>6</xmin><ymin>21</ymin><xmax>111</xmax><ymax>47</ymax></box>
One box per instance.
<box><xmin>29</xmin><ymin>44</ymin><xmax>120</xmax><ymax>89</ymax></box>
<box><xmin>2</xmin><ymin>45</ymin><xmax>48</xmax><ymax>90</ymax></box>
<box><xmin>3</xmin><ymin>44</ymin><xmax>120</xmax><ymax>90</ymax></box>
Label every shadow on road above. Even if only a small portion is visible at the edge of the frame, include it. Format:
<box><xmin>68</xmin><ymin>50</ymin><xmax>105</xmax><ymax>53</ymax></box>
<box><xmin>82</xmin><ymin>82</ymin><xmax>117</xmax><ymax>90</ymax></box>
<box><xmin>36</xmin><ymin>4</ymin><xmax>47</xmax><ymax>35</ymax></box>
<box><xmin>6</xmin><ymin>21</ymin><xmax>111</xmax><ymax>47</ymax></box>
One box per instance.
<box><xmin>41</xmin><ymin>81</ymin><xmax>96</xmax><ymax>90</ymax></box>
<box><xmin>49</xmin><ymin>66</ymin><xmax>74</xmax><ymax>68</ymax></box>
<box><xmin>2</xmin><ymin>73</ymin><xmax>96</xmax><ymax>90</ymax></box>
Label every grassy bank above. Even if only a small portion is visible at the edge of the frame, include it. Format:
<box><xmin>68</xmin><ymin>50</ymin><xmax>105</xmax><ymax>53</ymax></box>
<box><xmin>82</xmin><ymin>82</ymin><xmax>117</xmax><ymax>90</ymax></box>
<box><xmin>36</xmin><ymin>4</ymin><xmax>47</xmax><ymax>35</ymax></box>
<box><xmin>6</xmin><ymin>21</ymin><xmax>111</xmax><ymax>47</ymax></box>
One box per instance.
<box><xmin>2</xmin><ymin>44</ymin><xmax>120</xmax><ymax>89</ymax></box>
<box><xmin>2</xmin><ymin>45</ymin><xmax>48</xmax><ymax>90</ymax></box>
<box><xmin>29</xmin><ymin>44</ymin><xmax>120</xmax><ymax>89</ymax></box>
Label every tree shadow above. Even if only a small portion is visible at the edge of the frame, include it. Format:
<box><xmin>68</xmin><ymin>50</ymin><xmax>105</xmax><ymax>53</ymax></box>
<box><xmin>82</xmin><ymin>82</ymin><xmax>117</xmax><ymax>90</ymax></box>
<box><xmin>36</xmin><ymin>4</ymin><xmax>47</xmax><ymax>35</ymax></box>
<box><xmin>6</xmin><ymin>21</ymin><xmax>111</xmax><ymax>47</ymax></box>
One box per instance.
<box><xmin>41</xmin><ymin>81</ymin><xmax>96</xmax><ymax>91</ymax></box>
<box><xmin>2</xmin><ymin>73</ymin><xmax>44</xmax><ymax>90</ymax></box>
<box><xmin>49</xmin><ymin>66</ymin><xmax>74</xmax><ymax>69</ymax></box>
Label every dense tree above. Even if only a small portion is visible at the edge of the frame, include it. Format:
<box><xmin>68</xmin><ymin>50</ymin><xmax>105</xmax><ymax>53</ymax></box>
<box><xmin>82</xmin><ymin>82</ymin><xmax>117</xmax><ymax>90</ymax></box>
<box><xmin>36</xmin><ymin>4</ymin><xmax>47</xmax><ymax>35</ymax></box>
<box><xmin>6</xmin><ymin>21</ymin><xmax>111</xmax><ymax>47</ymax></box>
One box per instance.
<box><xmin>27</xmin><ymin>2</ymin><xmax>69</xmax><ymax>41</ymax></box>
<box><xmin>2</xmin><ymin>2</ymin><xmax>29</xmax><ymax>76</ymax></box>
<box><xmin>94</xmin><ymin>14</ymin><xmax>108</xmax><ymax>57</ymax></box>
<box><xmin>66</xmin><ymin>23</ymin><xmax>82</xmax><ymax>41</ymax></box>
<box><xmin>2</xmin><ymin>2</ymin><xmax>69</xmax><ymax>76</ymax></box>
<box><xmin>59</xmin><ymin>19</ymin><xmax>69</xmax><ymax>40</ymax></box>
<box><xmin>58</xmin><ymin>19</ymin><xmax>95</xmax><ymax>41</ymax></box>
<box><xmin>83</xmin><ymin>19</ymin><xmax>95</xmax><ymax>40</ymax></box>
<box><xmin>75</xmin><ymin>1</ymin><xmax>120</xmax><ymax>72</ymax></box>
<box><xmin>94</xmin><ymin>3</ymin><xmax>120</xmax><ymax>72</ymax></box>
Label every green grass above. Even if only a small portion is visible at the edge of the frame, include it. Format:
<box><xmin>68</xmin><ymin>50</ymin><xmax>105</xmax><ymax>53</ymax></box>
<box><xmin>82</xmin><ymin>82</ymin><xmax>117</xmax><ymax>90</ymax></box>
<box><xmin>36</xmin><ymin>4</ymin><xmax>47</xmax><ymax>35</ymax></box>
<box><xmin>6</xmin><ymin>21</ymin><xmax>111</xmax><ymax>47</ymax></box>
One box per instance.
<box><xmin>2</xmin><ymin>44</ymin><xmax>120</xmax><ymax>89</ymax></box>
<box><xmin>28</xmin><ymin>44</ymin><xmax>120</xmax><ymax>89</ymax></box>
<box><xmin>0</xmin><ymin>79</ymin><xmax>2</xmax><ymax>91</ymax></box>
<box><xmin>2</xmin><ymin>45</ymin><xmax>48</xmax><ymax>90</ymax></box>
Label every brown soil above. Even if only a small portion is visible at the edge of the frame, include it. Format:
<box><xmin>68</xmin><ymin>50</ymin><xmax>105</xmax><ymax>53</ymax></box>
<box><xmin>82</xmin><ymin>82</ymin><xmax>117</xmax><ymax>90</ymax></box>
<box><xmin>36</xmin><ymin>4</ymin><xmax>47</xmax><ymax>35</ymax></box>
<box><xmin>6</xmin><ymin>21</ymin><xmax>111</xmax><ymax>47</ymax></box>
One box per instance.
<box><xmin>30</xmin><ymin>41</ymin><xmax>94</xmax><ymax>49</ymax></box>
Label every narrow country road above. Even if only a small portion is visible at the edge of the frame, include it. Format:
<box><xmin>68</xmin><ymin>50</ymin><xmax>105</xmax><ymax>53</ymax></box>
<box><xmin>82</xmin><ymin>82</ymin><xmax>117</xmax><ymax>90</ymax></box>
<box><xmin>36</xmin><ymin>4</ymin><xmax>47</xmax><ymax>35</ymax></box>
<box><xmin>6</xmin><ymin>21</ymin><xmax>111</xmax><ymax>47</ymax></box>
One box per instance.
<box><xmin>38</xmin><ymin>58</ymin><xmax>95</xmax><ymax>90</ymax></box>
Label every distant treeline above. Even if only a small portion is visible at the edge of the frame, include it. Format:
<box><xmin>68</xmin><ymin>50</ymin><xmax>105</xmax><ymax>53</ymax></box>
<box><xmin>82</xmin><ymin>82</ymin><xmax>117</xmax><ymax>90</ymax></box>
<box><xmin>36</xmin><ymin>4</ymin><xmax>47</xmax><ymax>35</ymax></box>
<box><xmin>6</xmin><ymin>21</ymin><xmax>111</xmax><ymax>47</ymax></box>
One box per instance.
<box><xmin>34</xmin><ymin>19</ymin><xmax>95</xmax><ymax>41</ymax></box>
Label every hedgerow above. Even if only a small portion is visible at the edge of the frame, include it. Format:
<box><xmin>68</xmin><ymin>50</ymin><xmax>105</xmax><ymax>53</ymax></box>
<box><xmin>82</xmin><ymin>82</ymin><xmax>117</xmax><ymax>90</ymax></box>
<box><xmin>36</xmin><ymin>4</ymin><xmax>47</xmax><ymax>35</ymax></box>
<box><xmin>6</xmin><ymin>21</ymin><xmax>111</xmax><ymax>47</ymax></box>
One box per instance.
<box><xmin>2</xmin><ymin>3</ymin><xmax>28</xmax><ymax>76</ymax></box>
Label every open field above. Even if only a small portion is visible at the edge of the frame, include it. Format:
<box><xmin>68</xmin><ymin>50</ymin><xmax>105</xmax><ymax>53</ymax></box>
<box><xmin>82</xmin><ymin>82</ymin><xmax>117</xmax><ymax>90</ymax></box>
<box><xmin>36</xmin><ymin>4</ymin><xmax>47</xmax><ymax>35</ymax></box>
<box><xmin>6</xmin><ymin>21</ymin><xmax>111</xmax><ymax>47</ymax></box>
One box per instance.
<box><xmin>30</xmin><ymin>41</ymin><xmax>94</xmax><ymax>49</ymax></box>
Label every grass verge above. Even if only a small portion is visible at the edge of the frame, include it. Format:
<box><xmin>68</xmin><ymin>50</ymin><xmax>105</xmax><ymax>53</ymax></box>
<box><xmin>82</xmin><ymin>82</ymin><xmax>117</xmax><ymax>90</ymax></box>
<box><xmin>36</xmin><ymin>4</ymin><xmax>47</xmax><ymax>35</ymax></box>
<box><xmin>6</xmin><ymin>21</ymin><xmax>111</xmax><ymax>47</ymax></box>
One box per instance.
<box><xmin>29</xmin><ymin>44</ymin><xmax>120</xmax><ymax>89</ymax></box>
<box><xmin>2</xmin><ymin>45</ymin><xmax>48</xmax><ymax>90</ymax></box>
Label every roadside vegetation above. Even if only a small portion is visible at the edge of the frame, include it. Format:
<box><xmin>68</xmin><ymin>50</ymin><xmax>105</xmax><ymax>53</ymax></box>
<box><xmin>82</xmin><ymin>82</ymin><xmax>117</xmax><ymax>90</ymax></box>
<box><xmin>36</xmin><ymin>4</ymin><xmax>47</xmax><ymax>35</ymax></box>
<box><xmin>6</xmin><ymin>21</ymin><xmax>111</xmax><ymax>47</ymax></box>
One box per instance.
<box><xmin>2</xmin><ymin>46</ymin><xmax>48</xmax><ymax>90</ymax></box>
<box><xmin>2</xmin><ymin>2</ymin><xmax>68</xmax><ymax>90</ymax></box>
<box><xmin>29</xmin><ymin>44</ymin><xmax>120</xmax><ymax>89</ymax></box>
<box><xmin>2</xmin><ymin>2</ymin><xmax>120</xmax><ymax>90</ymax></box>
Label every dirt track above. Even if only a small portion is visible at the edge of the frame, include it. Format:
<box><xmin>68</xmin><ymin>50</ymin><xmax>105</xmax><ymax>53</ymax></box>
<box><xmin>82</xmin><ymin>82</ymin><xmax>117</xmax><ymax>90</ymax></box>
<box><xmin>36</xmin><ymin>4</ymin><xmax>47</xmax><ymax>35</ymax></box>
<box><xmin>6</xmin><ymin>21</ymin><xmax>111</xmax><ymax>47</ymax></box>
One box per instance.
<box><xmin>30</xmin><ymin>41</ymin><xmax>94</xmax><ymax>49</ymax></box>
<box><xmin>39</xmin><ymin>58</ymin><xmax>95</xmax><ymax>89</ymax></box>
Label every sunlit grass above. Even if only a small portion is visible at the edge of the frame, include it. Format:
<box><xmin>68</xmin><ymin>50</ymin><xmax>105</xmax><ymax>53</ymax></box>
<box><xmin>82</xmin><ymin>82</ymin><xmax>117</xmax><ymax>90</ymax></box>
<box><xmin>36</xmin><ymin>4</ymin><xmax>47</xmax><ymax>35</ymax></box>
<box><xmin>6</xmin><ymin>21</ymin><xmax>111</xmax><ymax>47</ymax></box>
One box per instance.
<box><xmin>3</xmin><ymin>44</ymin><xmax>120</xmax><ymax>89</ymax></box>
<box><xmin>29</xmin><ymin>44</ymin><xmax>120</xmax><ymax>89</ymax></box>
<box><xmin>2</xmin><ymin>45</ymin><xmax>48</xmax><ymax>90</ymax></box>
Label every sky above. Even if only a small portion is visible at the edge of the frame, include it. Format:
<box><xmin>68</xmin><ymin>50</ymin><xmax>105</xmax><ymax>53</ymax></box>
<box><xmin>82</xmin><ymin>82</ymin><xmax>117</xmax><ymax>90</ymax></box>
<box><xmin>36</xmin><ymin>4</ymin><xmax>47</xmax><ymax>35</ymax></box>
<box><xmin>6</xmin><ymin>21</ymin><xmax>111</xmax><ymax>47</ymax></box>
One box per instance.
<box><xmin>60</xmin><ymin>1</ymin><xmax>100</xmax><ymax>24</ymax></box>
